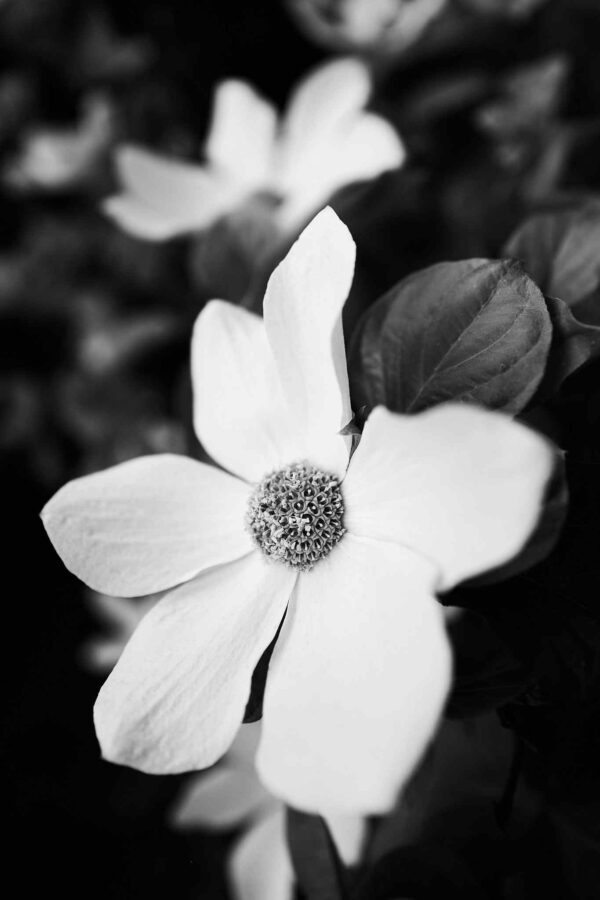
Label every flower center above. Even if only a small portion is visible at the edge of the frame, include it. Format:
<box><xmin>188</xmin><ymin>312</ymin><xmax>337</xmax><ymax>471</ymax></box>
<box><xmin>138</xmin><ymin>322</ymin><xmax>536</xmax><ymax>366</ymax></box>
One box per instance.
<box><xmin>247</xmin><ymin>462</ymin><xmax>345</xmax><ymax>571</ymax></box>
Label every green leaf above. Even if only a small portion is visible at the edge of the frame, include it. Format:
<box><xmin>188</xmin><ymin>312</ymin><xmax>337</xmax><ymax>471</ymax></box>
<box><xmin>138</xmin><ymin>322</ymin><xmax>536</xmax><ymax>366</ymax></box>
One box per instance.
<box><xmin>349</xmin><ymin>259</ymin><xmax>551</xmax><ymax>415</ymax></box>
<box><xmin>286</xmin><ymin>809</ymin><xmax>348</xmax><ymax>900</ymax></box>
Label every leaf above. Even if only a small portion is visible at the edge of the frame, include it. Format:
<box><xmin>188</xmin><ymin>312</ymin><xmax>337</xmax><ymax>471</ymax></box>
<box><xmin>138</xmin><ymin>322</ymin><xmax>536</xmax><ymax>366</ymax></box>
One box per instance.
<box><xmin>349</xmin><ymin>259</ymin><xmax>551</xmax><ymax>415</ymax></box>
<box><xmin>476</xmin><ymin>56</ymin><xmax>567</xmax><ymax>139</ymax></box>
<box><xmin>286</xmin><ymin>808</ymin><xmax>348</xmax><ymax>900</ymax></box>
<box><xmin>503</xmin><ymin>208</ymin><xmax>600</xmax><ymax>392</ymax></box>
<box><xmin>538</xmin><ymin>296</ymin><xmax>600</xmax><ymax>397</ymax></box>
<box><xmin>356</xmin><ymin>844</ymin><xmax>490</xmax><ymax>899</ymax></box>
<box><xmin>368</xmin><ymin>717</ymin><xmax>541</xmax><ymax>897</ymax></box>
<box><xmin>243</xmin><ymin>623</ymin><xmax>283</xmax><ymax>723</ymax></box>
<box><xmin>503</xmin><ymin>206</ymin><xmax>600</xmax><ymax>308</ymax></box>
<box><xmin>446</xmin><ymin>611</ymin><xmax>531</xmax><ymax>718</ymax></box>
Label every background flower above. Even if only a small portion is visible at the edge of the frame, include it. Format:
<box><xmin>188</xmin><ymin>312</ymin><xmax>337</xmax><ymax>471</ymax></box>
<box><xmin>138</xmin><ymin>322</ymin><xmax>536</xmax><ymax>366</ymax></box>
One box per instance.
<box><xmin>103</xmin><ymin>58</ymin><xmax>404</xmax><ymax>241</ymax></box>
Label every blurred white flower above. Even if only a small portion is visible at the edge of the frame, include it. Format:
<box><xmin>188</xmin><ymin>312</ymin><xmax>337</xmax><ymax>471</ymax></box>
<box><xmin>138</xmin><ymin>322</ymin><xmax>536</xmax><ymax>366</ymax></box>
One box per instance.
<box><xmin>103</xmin><ymin>58</ymin><xmax>404</xmax><ymax>241</ymax></box>
<box><xmin>43</xmin><ymin>208</ymin><xmax>553</xmax><ymax>815</ymax></box>
<box><xmin>4</xmin><ymin>94</ymin><xmax>113</xmax><ymax>191</ymax></box>
<box><xmin>285</xmin><ymin>0</ymin><xmax>447</xmax><ymax>53</ymax></box>
<box><xmin>172</xmin><ymin>722</ymin><xmax>365</xmax><ymax>900</ymax></box>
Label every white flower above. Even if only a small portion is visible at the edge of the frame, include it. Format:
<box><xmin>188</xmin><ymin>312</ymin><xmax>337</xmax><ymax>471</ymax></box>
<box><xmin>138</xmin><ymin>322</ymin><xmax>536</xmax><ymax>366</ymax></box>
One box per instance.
<box><xmin>172</xmin><ymin>722</ymin><xmax>365</xmax><ymax>900</ymax></box>
<box><xmin>102</xmin><ymin>58</ymin><xmax>404</xmax><ymax>241</ymax></box>
<box><xmin>42</xmin><ymin>207</ymin><xmax>553</xmax><ymax>815</ymax></box>
<box><xmin>4</xmin><ymin>94</ymin><xmax>113</xmax><ymax>191</ymax></box>
<box><xmin>286</xmin><ymin>0</ymin><xmax>447</xmax><ymax>53</ymax></box>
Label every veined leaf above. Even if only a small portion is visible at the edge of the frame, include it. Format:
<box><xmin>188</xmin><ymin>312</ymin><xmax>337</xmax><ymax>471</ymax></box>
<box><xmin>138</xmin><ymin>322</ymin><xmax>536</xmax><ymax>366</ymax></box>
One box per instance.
<box><xmin>349</xmin><ymin>258</ymin><xmax>551</xmax><ymax>415</ymax></box>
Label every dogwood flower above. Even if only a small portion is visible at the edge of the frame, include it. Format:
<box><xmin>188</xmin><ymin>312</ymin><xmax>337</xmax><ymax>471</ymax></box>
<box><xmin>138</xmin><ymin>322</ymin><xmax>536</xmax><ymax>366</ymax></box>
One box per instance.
<box><xmin>173</xmin><ymin>722</ymin><xmax>365</xmax><ymax>900</ymax></box>
<box><xmin>103</xmin><ymin>58</ymin><xmax>404</xmax><ymax>241</ymax></box>
<box><xmin>42</xmin><ymin>207</ymin><xmax>554</xmax><ymax>814</ymax></box>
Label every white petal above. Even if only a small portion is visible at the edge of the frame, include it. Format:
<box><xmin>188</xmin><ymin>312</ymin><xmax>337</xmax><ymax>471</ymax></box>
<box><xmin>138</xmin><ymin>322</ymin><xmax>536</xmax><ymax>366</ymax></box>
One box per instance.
<box><xmin>263</xmin><ymin>208</ymin><xmax>354</xmax><ymax>478</ymax></box>
<box><xmin>205</xmin><ymin>80</ymin><xmax>277</xmax><ymax>189</ymax></box>
<box><xmin>94</xmin><ymin>553</ymin><xmax>295</xmax><ymax>773</ymax></box>
<box><xmin>330</xmin><ymin>112</ymin><xmax>404</xmax><ymax>187</ymax></box>
<box><xmin>281</xmin><ymin>58</ymin><xmax>371</xmax><ymax>149</ymax></box>
<box><xmin>228</xmin><ymin>809</ymin><xmax>294</xmax><ymax>900</ymax></box>
<box><xmin>104</xmin><ymin>145</ymin><xmax>241</xmax><ymax>240</ymax></box>
<box><xmin>192</xmin><ymin>300</ymin><xmax>306</xmax><ymax>481</ymax></box>
<box><xmin>277</xmin><ymin>115</ymin><xmax>404</xmax><ymax>231</ymax></box>
<box><xmin>275</xmin><ymin>59</ymin><xmax>404</xmax><ymax>227</ymax></box>
<box><xmin>327</xmin><ymin>814</ymin><xmax>366</xmax><ymax>866</ymax></box>
<box><xmin>170</xmin><ymin>767</ymin><xmax>271</xmax><ymax>830</ymax></box>
<box><xmin>103</xmin><ymin>195</ymin><xmax>200</xmax><ymax>241</ymax></box>
<box><xmin>257</xmin><ymin>535</ymin><xmax>451</xmax><ymax>814</ymax></box>
<box><xmin>343</xmin><ymin>405</ymin><xmax>555</xmax><ymax>591</ymax></box>
<box><xmin>42</xmin><ymin>454</ymin><xmax>253</xmax><ymax>596</ymax></box>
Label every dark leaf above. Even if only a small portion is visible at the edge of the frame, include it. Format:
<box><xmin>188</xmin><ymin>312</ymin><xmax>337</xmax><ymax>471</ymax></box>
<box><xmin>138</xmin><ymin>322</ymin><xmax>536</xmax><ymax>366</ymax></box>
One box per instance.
<box><xmin>189</xmin><ymin>196</ymin><xmax>281</xmax><ymax>306</ymax></box>
<box><xmin>286</xmin><ymin>808</ymin><xmax>348</xmax><ymax>900</ymax></box>
<box><xmin>476</xmin><ymin>56</ymin><xmax>568</xmax><ymax>139</ymax></box>
<box><xmin>356</xmin><ymin>844</ymin><xmax>490</xmax><ymax>899</ymax></box>
<box><xmin>243</xmin><ymin>621</ymin><xmax>284</xmax><ymax>723</ymax></box>
<box><xmin>349</xmin><ymin>258</ymin><xmax>551</xmax><ymax>415</ymax></box>
<box><xmin>538</xmin><ymin>295</ymin><xmax>600</xmax><ymax>397</ymax></box>
<box><xmin>503</xmin><ymin>206</ymin><xmax>600</xmax><ymax>310</ymax></box>
<box><xmin>446</xmin><ymin>611</ymin><xmax>531</xmax><ymax>717</ymax></box>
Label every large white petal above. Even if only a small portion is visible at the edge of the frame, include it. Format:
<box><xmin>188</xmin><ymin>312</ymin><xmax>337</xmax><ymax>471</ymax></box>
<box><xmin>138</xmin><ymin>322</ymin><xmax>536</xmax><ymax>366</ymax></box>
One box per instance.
<box><xmin>257</xmin><ymin>535</ymin><xmax>451</xmax><ymax>814</ymax></box>
<box><xmin>103</xmin><ymin>145</ymin><xmax>242</xmax><ymax>239</ymax></box>
<box><xmin>170</xmin><ymin>767</ymin><xmax>272</xmax><ymax>829</ymax></box>
<box><xmin>229</xmin><ymin>809</ymin><xmax>294</xmax><ymax>900</ymax></box>
<box><xmin>205</xmin><ymin>80</ymin><xmax>278</xmax><ymax>189</ymax></box>
<box><xmin>343</xmin><ymin>405</ymin><xmax>555</xmax><ymax>591</ymax></box>
<box><xmin>94</xmin><ymin>553</ymin><xmax>295</xmax><ymax>773</ymax></box>
<box><xmin>192</xmin><ymin>300</ymin><xmax>306</xmax><ymax>481</ymax></box>
<box><xmin>42</xmin><ymin>454</ymin><xmax>253</xmax><ymax>596</ymax></box>
<box><xmin>263</xmin><ymin>207</ymin><xmax>354</xmax><ymax>478</ymax></box>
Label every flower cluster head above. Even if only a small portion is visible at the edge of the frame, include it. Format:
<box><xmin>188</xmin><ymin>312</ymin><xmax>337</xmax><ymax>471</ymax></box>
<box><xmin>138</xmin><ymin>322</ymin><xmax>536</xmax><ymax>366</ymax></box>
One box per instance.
<box><xmin>42</xmin><ymin>208</ymin><xmax>554</xmax><ymax>815</ymax></box>
<box><xmin>103</xmin><ymin>58</ymin><xmax>405</xmax><ymax>241</ymax></box>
